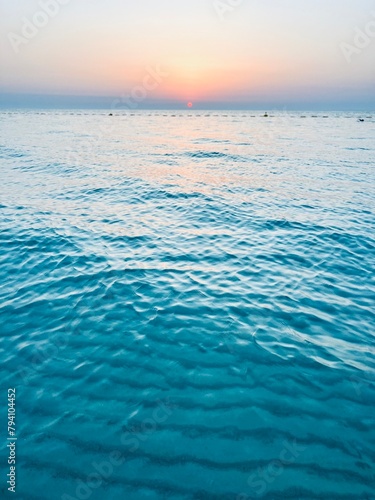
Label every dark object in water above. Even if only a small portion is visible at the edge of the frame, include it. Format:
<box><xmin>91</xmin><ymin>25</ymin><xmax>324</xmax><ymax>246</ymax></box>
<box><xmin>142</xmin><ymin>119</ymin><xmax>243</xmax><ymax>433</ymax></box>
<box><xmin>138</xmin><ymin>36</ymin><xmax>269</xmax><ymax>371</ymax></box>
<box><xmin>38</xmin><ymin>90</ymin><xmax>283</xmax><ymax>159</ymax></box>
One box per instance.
<box><xmin>358</xmin><ymin>118</ymin><xmax>365</xmax><ymax>122</ymax></box>
<box><xmin>263</xmin><ymin>112</ymin><xmax>268</xmax><ymax>117</ymax></box>
<box><xmin>109</xmin><ymin>113</ymin><xmax>113</xmax><ymax>116</ymax></box>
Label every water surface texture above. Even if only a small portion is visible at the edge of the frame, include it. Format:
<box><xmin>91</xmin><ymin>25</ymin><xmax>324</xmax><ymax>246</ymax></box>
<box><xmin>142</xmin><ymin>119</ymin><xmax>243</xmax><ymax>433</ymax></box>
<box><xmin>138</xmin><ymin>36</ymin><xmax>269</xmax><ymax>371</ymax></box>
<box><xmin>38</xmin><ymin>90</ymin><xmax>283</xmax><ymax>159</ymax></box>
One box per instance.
<box><xmin>0</xmin><ymin>111</ymin><xmax>374</xmax><ymax>499</ymax></box>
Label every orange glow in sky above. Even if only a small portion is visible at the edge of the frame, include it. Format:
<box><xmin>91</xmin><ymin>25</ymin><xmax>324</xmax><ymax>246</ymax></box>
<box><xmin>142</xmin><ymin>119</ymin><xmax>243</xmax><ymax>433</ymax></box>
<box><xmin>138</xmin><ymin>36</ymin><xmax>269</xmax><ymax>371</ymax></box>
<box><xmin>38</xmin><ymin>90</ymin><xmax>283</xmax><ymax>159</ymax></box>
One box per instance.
<box><xmin>1</xmin><ymin>1</ymin><xmax>374</xmax><ymax>109</ymax></box>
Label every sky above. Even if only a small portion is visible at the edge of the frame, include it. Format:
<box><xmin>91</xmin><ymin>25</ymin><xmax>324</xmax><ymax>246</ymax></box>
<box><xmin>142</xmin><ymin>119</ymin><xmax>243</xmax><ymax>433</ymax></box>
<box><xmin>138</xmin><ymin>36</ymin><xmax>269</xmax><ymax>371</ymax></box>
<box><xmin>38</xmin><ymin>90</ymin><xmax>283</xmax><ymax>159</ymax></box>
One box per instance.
<box><xmin>0</xmin><ymin>0</ymin><xmax>374</xmax><ymax>110</ymax></box>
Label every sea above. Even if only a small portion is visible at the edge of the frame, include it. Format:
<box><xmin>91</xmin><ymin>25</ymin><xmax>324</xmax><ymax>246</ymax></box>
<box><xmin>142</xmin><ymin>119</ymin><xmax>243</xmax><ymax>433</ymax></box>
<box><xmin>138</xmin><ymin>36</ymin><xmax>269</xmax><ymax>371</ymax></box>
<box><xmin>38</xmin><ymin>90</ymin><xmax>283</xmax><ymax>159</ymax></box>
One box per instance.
<box><xmin>0</xmin><ymin>110</ymin><xmax>374</xmax><ymax>499</ymax></box>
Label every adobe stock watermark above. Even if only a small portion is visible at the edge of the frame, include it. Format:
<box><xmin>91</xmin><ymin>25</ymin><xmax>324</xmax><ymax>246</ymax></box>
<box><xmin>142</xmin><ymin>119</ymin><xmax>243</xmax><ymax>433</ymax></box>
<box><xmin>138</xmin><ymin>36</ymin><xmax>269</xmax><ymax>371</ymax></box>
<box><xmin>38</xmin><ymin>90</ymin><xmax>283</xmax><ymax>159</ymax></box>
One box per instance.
<box><xmin>111</xmin><ymin>65</ymin><xmax>169</xmax><ymax>112</ymax></box>
<box><xmin>340</xmin><ymin>11</ymin><xmax>375</xmax><ymax>63</ymax></box>
<box><xmin>237</xmin><ymin>440</ymin><xmax>306</xmax><ymax>499</ymax></box>
<box><xmin>65</xmin><ymin>63</ymin><xmax>168</xmax><ymax>166</ymax></box>
<box><xmin>350</xmin><ymin>372</ymin><xmax>375</xmax><ymax>398</ymax></box>
<box><xmin>61</xmin><ymin>399</ymin><xmax>175</xmax><ymax>500</ymax></box>
<box><xmin>213</xmin><ymin>0</ymin><xmax>244</xmax><ymax>21</ymax></box>
<box><xmin>17</xmin><ymin>330</ymin><xmax>69</xmax><ymax>386</ymax></box>
<box><xmin>8</xmin><ymin>0</ymin><xmax>72</xmax><ymax>54</ymax></box>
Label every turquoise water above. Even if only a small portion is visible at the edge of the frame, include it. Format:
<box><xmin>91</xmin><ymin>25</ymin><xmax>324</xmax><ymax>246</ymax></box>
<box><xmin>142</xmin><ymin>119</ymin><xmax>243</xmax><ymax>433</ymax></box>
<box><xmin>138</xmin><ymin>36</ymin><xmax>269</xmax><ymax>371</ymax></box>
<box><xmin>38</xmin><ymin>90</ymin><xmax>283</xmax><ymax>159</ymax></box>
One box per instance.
<box><xmin>0</xmin><ymin>110</ymin><xmax>374</xmax><ymax>499</ymax></box>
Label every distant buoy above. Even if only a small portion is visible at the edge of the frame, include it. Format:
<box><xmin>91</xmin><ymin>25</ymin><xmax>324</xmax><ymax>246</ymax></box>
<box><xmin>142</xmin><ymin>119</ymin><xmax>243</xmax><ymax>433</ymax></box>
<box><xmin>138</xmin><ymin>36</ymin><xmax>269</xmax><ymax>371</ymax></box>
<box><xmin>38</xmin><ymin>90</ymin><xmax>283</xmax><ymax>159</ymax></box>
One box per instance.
<box><xmin>109</xmin><ymin>113</ymin><xmax>113</xmax><ymax>116</ymax></box>
<box><xmin>263</xmin><ymin>112</ymin><xmax>268</xmax><ymax>117</ymax></box>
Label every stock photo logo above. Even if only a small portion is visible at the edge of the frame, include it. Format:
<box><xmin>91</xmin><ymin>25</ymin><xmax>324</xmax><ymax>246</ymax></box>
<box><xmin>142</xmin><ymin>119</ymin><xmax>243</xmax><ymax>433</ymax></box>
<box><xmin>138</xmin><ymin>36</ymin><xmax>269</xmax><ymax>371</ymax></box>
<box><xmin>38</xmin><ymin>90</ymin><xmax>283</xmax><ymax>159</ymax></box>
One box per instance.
<box><xmin>237</xmin><ymin>440</ymin><xmax>307</xmax><ymax>499</ymax></box>
<box><xmin>111</xmin><ymin>66</ymin><xmax>169</xmax><ymax>112</ymax></box>
<box><xmin>213</xmin><ymin>0</ymin><xmax>244</xmax><ymax>20</ymax></box>
<box><xmin>340</xmin><ymin>11</ymin><xmax>375</xmax><ymax>62</ymax></box>
<box><xmin>61</xmin><ymin>400</ymin><xmax>175</xmax><ymax>500</ymax></box>
<box><xmin>8</xmin><ymin>0</ymin><xmax>72</xmax><ymax>53</ymax></box>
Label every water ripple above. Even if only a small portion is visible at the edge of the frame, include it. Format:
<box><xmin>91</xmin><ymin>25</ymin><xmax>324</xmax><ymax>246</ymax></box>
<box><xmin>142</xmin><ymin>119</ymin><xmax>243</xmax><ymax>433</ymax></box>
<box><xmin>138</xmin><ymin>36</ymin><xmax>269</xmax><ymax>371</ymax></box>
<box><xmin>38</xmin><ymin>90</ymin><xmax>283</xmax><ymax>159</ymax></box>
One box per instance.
<box><xmin>0</xmin><ymin>111</ymin><xmax>374</xmax><ymax>499</ymax></box>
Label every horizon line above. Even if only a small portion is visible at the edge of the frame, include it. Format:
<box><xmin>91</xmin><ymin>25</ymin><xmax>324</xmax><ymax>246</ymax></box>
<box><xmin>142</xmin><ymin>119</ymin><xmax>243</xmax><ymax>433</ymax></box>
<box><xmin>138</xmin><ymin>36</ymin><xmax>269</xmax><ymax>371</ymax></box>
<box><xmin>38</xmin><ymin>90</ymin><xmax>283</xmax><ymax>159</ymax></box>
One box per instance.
<box><xmin>0</xmin><ymin>92</ymin><xmax>374</xmax><ymax>113</ymax></box>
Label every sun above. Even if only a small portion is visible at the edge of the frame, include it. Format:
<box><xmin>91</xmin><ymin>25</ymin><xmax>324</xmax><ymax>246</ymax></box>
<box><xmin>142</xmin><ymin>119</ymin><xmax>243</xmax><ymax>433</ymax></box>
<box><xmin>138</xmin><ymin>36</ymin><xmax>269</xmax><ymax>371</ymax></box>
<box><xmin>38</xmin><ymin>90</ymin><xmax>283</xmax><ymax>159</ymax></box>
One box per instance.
<box><xmin>187</xmin><ymin>102</ymin><xmax>193</xmax><ymax>108</ymax></box>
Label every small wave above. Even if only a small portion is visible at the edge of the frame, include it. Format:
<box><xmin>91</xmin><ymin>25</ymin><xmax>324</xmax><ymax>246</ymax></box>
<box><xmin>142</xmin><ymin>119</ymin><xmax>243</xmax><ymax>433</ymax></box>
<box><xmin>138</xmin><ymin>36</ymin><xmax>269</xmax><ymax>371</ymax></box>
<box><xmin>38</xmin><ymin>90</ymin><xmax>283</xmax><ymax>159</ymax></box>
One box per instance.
<box><xmin>185</xmin><ymin>150</ymin><xmax>246</xmax><ymax>162</ymax></box>
<box><xmin>193</xmin><ymin>138</ymin><xmax>232</xmax><ymax>144</ymax></box>
<box><xmin>0</xmin><ymin>145</ymin><xmax>27</xmax><ymax>159</ymax></box>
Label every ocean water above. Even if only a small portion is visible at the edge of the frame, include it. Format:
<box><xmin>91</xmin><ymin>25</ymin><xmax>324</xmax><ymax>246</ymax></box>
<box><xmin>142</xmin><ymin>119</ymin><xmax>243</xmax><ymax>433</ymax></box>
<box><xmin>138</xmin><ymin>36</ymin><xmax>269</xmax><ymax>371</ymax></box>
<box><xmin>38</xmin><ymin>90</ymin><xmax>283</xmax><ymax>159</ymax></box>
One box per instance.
<box><xmin>0</xmin><ymin>110</ymin><xmax>374</xmax><ymax>500</ymax></box>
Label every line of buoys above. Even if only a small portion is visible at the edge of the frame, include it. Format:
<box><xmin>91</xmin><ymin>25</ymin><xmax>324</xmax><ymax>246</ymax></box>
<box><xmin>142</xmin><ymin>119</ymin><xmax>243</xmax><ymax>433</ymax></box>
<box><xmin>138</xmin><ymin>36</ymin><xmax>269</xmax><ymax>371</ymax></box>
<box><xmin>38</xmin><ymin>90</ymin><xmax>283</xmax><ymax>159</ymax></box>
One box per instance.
<box><xmin>101</xmin><ymin>113</ymin><xmax>372</xmax><ymax>121</ymax></box>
